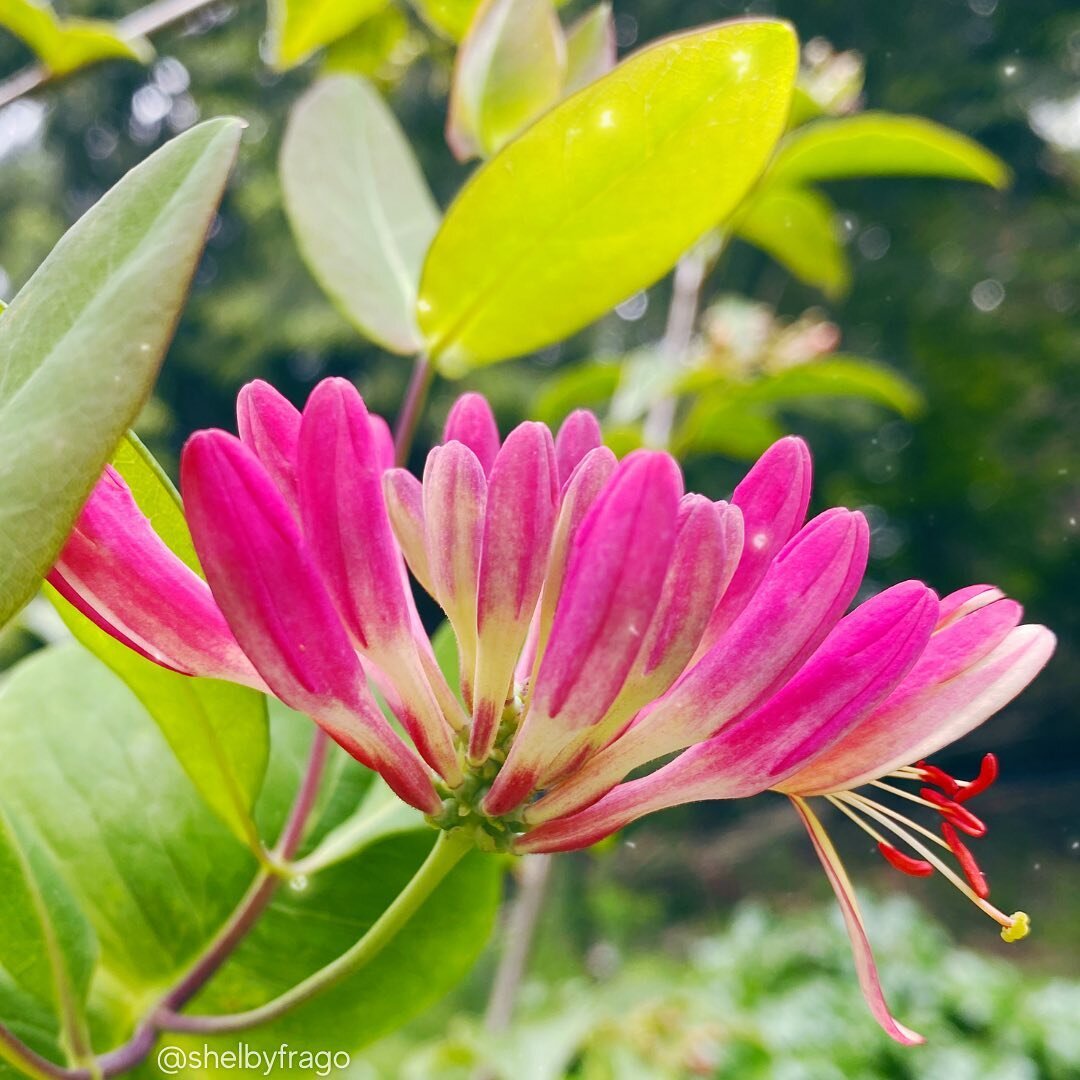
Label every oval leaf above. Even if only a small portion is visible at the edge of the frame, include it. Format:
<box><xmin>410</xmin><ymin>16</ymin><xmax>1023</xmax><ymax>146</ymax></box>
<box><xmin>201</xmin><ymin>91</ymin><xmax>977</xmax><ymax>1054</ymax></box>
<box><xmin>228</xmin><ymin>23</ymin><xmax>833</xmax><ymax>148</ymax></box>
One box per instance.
<box><xmin>0</xmin><ymin>118</ymin><xmax>243</xmax><ymax>629</ymax></box>
<box><xmin>0</xmin><ymin>0</ymin><xmax>151</xmax><ymax>75</ymax></box>
<box><xmin>736</xmin><ymin>185</ymin><xmax>850</xmax><ymax>297</ymax></box>
<box><xmin>45</xmin><ymin>436</ymin><xmax>270</xmax><ymax>853</ymax></box>
<box><xmin>419</xmin><ymin>18</ymin><xmax>799</xmax><ymax>372</ymax></box>
<box><xmin>768</xmin><ymin>112</ymin><xmax>1010</xmax><ymax>189</ymax></box>
<box><xmin>562</xmin><ymin>2</ymin><xmax>615</xmax><ymax>97</ymax></box>
<box><xmin>267</xmin><ymin>0</ymin><xmax>390</xmax><ymax>70</ymax></box>
<box><xmin>407</xmin><ymin>0</ymin><xmax>483</xmax><ymax>41</ymax></box>
<box><xmin>447</xmin><ymin>0</ymin><xmax>567</xmax><ymax>160</ymax></box>
<box><xmin>281</xmin><ymin>75</ymin><xmax>441</xmax><ymax>354</ymax></box>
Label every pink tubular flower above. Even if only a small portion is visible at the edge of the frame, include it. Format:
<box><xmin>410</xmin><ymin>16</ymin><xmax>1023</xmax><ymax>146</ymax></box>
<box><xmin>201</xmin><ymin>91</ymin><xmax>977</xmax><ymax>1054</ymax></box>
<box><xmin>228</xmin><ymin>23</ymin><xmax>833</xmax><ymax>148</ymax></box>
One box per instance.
<box><xmin>50</xmin><ymin>380</ymin><xmax>1055</xmax><ymax>1046</ymax></box>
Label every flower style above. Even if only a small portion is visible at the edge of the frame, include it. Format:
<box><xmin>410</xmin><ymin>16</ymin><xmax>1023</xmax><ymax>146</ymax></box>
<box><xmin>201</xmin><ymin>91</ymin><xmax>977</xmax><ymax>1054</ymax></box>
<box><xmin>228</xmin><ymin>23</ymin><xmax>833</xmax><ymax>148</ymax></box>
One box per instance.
<box><xmin>51</xmin><ymin>378</ymin><xmax>1054</xmax><ymax>1045</ymax></box>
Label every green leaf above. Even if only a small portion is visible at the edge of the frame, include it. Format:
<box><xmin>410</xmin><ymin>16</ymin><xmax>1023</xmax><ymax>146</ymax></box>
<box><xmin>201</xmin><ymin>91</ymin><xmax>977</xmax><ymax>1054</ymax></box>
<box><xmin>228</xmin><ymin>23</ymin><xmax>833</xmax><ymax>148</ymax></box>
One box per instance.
<box><xmin>281</xmin><ymin>76</ymin><xmax>440</xmax><ymax>354</ymax></box>
<box><xmin>407</xmin><ymin>0</ymin><xmax>483</xmax><ymax>41</ymax></box>
<box><xmin>172</xmin><ymin>834</ymin><xmax>501</xmax><ymax>1067</ymax></box>
<box><xmin>419</xmin><ymin>19</ymin><xmax>798</xmax><ymax>372</ymax></box>
<box><xmin>738</xmin><ymin>355</ymin><xmax>924</xmax><ymax>418</ymax></box>
<box><xmin>735</xmin><ymin>185</ymin><xmax>850</xmax><ymax>297</ymax></box>
<box><xmin>562</xmin><ymin>2</ymin><xmax>615</xmax><ymax>97</ymax></box>
<box><xmin>0</xmin><ymin>0</ymin><xmax>151</xmax><ymax>76</ymax></box>
<box><xmin>431</xmin><ymin>620</ymin><xmax>462</xmax><ymax>701</ymax></box>
<box><xmin>534</xmin><ymin>359</ymin><xmax>621</xmax><ymax>426</ymax></box>
<box><xmin>0</xmin><ymin>118</ymin><xmax>243</xmax><ymax>630</ymax></box>
<box><xmin>447</xmin><ymin>0</ymin><xmax>566</xmax><ymax>161</ymax></box>
<box><xmin>0</xmin><ymin>646</ymin><xmax>255</xmax><ymax>996</ymax></box>
<box><xmin>674</xmin><ymin>399</ymin><xmax>785</xmax><ymax>460</ymax></box>
<box><xmin>45</xmin><ymin>434</ymin><xmax>269</xmax><ymax>853</ymax></box>
<box><xmin>768</xmin><ymin>112</ymin><xmax>1010</xmax><ymax>189</ymax></box>
<box><xmin>322</xmin><ymin>5</ymin><xmax>412</xmax><ymax>78</ymax></box>
<box><xmin>266</xmin><ymin>0</ymin><xmax>390</xmax><ymax>70</ymax></box>
<box><xmin>0</xmin><ymin>804</ymin><xmax>96</xmax><ymax>1056</ymax></box>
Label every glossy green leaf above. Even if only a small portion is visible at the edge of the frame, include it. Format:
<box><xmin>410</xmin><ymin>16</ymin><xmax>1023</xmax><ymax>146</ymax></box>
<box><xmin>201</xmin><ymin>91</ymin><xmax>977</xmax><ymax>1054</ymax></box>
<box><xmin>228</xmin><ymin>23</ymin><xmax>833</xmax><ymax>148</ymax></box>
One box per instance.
<box><xmin>0</xmin><ymin>0</ymin><xmax>150</xmax><ymax>76</ymax></box>
<box><xmin>266</xmin><ymin>0</ymin><xmax>390</xmax><ymax>70</ymax></box>
<box><xmin>787</xmin><ymin>85</ymin><xmax>825</xmax><ymax>129</ymax></box>
<box><xmin>407</xmin><ymin>0</ymin><xmax>482</xmax><ymax>40</ymax></box>
<box><xmin>322</xmin><ymin>5</ymin><xmax>412</xmax><ymax>78</ymax></box>
<box><xmin>768</xmin><ymin>112</ymin><xmax>1010</xmax><ymax>189</ymax></box>
<box><xmin>0</xmin><ymin>646</ymin><xmax>255</xmax><ymax>997</ymax></box>
<box><xmin>447</xmin><ymin>0</ymin><xmax>566</xmax><ymax>160</ymax></box>
<box><xmin>419</xmin><ymin>19</ymin><xmax>799</xmax><ymax>372</ymax></box>
<box><xmin>736</xmin><ymin>185</ymin><xmax>850</xmax><ymax>297</ymax></box>
<box><xmin>45</xmin><ymin>433</ymin><xmax>269</xmax><ymax>852</ymax></box>
<box><xmin>738</xmin><ymin>355</ymin><xmax>924</xmax><ymax>418</ymax></box>
<box><xmin>281</xmin><ymin>75</ymin><xmax>440</xmax><ymax>354</ymax></box>
<box><xmin>0</xmin><ymin>805</ymin><xmax>96</xmax><ymax>1047</ymax></box>
<box><xmin>562</xmin><ymin>2</ymin><xmax>615</xmax><ymax>97</ymax></box>
<box><xmin>0</xmin><ymin>118</ymin><xmax>243</xmax><ymax>630</ymax></box>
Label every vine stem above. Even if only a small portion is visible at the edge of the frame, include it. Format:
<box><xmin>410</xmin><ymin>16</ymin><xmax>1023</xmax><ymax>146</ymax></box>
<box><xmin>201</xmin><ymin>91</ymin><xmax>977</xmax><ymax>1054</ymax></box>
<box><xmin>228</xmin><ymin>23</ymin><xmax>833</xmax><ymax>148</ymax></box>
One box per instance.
<box><xmin>0</xmin><ymin>0</ymin><xmax>235</xmax><ymax>110</ymax></box>
<box><xmin>157</xmin><ymin>829</ymin><xmax>474</xmax><ymax>1034</ymax></box>
<box><xmin>640</xmin><ymin>245</ymin><xmax>711</xmax><ymax>449</ymax></box>
<box><xmin>394</xmin><ymin>354</ymin><xmax>435</xmax><ymax>466</ymax></box>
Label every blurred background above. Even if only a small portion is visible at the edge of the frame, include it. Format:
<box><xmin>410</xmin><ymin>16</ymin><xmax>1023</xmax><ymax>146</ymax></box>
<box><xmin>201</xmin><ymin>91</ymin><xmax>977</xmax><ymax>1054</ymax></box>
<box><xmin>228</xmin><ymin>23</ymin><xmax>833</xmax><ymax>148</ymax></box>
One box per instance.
<box><xmin>1</xmin><ymin>0</ymin><xmax>1077</xmax><ymax>1076</ymax></box>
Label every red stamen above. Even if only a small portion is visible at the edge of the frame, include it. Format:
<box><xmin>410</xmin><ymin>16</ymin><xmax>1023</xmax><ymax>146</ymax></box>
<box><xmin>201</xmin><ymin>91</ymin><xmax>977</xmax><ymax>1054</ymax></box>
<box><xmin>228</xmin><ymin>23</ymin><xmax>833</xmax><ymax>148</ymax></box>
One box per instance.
<box><xmin>917</xmin><ymin>761</ymin><xmax>961</xmax><ymax>797</ymax></box>
<box><xmin>919</xmin><ymin>788</ymin><xmax>988</xmax><ymax>837</ymax></box>
<box><xmin>941</xmin><ymin>822</ymin><xmax>990</xmax><ymax>899</ymax></box>
<box><xmin>878</xmin><ymin>841</ymin><xmax>934</xmax><ymax>877</ymax></box>
<box><xmin>955</xmin><ymin>753</ymin><xmax>999</xmax><ymax>804</ymax></box>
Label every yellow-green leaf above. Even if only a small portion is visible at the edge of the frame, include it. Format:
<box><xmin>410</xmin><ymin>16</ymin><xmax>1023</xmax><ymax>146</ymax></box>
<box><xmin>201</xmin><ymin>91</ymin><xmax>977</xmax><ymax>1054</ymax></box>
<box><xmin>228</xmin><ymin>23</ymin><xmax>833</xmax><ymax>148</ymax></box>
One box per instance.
<box><xmin>562</xmin><ymin>2</ymin><xmax>615</xmax><ymax>97</ymax></box>
<box><xmin>0</xmin><ymin>0</ymin><xmax>150</xmax><ymax>76</ymax></box>
<box><xmin>419</xmin><ymin>19</ymin><xmax>799</xmax><ymax>373</ymax></box>
<box><xmin>769</xmin><ymin>112</ymin><xmax>1010</xmax><ymax>189</ymax></box>
<box><xmin>736</xmin><ymin>185</ymin><xmax>850</xmax><ymax>297</ymax></box>
<box><xmin>407</xmin><ymin>0</ymin><xmax>483</xmax><ymax>41</ymax></box>
<box><xmin>447</xmin><ymin>0</ymin><xmax>566</xmax><ymax>161</ymax></box>
<box><xmin>267</xmin><ymin>0</ymin><xmax>390</xmax><ymax>70</ymax></box>
<box><xmin>322</xmin><ymin>5</ymin><xmax>412</xmax><ymax>79</ymax></box>
<box><xmin>281</xmin><ymin>75</ymin><xmax>440</xmax><ymax>354</ymax></box>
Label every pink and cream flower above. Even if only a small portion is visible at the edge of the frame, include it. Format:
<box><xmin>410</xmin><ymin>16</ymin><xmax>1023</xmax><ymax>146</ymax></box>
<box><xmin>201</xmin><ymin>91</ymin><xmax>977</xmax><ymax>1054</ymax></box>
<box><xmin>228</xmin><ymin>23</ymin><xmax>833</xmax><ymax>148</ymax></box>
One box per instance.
<box><xmin>51</xmin><ymin>378</ymin><xmax>1055</xmax><ymax>1045</ymax></box>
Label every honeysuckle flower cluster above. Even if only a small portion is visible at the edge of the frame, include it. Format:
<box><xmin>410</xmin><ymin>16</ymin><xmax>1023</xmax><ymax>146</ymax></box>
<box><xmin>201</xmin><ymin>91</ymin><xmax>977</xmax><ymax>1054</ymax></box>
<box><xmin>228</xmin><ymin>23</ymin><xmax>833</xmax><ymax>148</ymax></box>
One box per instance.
<box><xmin>51</xmin><ymin>377</ymin><xmax>1054</xmax><ymax>1044</ymax></box>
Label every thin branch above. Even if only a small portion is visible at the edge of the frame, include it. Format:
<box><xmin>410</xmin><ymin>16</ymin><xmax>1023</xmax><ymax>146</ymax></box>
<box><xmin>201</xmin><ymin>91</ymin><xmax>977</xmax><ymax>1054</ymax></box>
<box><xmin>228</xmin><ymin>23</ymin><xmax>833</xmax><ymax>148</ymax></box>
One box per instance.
<box><xmin>393</xmin><ymin>354</ymin><xmax>435</xmax><ymax>466</ymax></box>
<box><xmin>641</xmin><ymin>248</ymin><xmax>710</xmax><ymax>449</ymax></box>
<box><xmin>0</xmin><ymin>0</ymin><xmax>235</xmax><ymax>110</ymax></box>
<box><xmin>157</xmin><ymin>829</ymin><xmax>474</xmax><ymax>1034</ymax></box>
<box><xmin>483</xmin><ymin>854</ymin><xmax>553</xmax><ymax>1034</ymax></box>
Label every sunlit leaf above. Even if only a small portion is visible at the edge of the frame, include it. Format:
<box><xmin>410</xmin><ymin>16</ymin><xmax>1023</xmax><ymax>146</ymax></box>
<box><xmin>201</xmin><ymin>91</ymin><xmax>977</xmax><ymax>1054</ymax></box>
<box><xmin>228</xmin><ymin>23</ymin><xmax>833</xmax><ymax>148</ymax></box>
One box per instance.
<box><xmin>407</xmin><ymin>0</ymin><xmax>483</xmax><ymax>41</ymax></box>
<box><xmin>281</xmin><ymin>75</ymin><xmax>440</xmax><ymax>354</ymax></box>
<box><xmin>45</xmin><ymin>435</ymin><xmax>269</xmax><ymax>854</ymax></box>
<box><xmin>322</xmin><ymin>5</ymin><xmax>413</xmax><ymax>79</ymax></box>
<box><xmin>769</xmin><ymin>112</ymin><xmax>1010</xmax><ymax>189</ymax></box>
<box><xmin>0</xmin><ymin>119</ymin><xmax>243</xmax><ymax>630</ymax></box>
<box><xmin>266</xmin><ymin>0</ymin><xmax>390</xmax><ymax>70</ymax></box>
<box><xmin>419</xmin><ymin>19</ymin><xmax>799</xmax><ymax>372</ymax></box>
<box><xmin>562</xmin><ymin>2</ymin><xmax>615</xmax><ymax>97</ymax></box>
<box><xmin>447</xmin><ymin>0</ymin><xmax>566</xmax><ymax>161</ymax></box>
<box><xmin>736</xmin><ymin>185</ymin><xmax>850</xmax><ymax>297</ymax></box>
<box><xmin>787</xmin><ymin>85</ymin><xmax>825</xmax><ymax>128</ymax></box>
<box><xmin>0</xmin><ymin>0</ymin><xmax>150</xmax><ymax>76</ymax></box>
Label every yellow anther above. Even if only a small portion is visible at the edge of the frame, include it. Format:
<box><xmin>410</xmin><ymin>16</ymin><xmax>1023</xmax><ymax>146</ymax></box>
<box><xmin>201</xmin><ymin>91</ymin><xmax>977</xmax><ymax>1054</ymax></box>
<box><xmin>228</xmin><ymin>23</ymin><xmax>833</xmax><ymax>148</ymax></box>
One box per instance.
<box><xmin>1001</xmin><ymin>911</ymin><xmax>1030</xmax><ymax>943</ymax></box>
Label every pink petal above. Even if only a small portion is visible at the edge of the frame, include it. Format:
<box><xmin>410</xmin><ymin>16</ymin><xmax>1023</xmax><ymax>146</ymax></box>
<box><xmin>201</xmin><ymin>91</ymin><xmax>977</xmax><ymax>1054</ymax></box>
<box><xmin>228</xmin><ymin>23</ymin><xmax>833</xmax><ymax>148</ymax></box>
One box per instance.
<box><xmin>527</xmin><ymin>507</ymin><xmax>869</xmax><ymax>824</ymax></box>
<box><xmin>237</xmin><ymin>380</ymin><xmax>302</xmax><ymax>516</ymax></box>
<box><xmin>694</xmin><ymin>436</ymin><xmax>812</xmax><ymax>658</ymax></box>
<box><xmin>517</xmin><ymin>580</ymin><xmax>936</xmax><ymax>849</ymax></box>
<box><xmin>470</xmin><ymin>422</ymin><xmax>560</xmax><ymax>762</ymax></box>
<box><xmin>443</xmin><ymin>392</ymin><xmax>500</xmax><ymax>475</ymax></box>
<box><xmin>368</xmin><ymin>412</ymin><xmax>395</xmax><ymax>471</ymax></box>
<box><xmin>554</xmin><ymin>409</ymin><xmax>603</xmax><ymax>486</ymax></box>
<box><xmin>383</xmin><ymin>467</ymin><xmax>436</xmax><ymax>596</ymax></box>
<box><xmin>49</xmin><ymin>466</ymin><xmax>262</xmax><ymax>687</ymax></box>
<box><xmin>423</xmin><ymin>440</ymin><xmax>488</xmax><ymax>705</ymax></box>
<box><xmin>181</xmin><ymin>430</ymin><xmax>439</xmax><ymax>813</ymax></box>
<box><xmin>785</xmin><ymin>615</ymin><xmax>1055</xmax><ymax>795</ymax></box>
<box><xmin>298</xmin><ymin>379</ymin><xmax>460</xmax><ymax>782</ymax></box>
<box><xmin>484</xmin><ymin>451</ymin><xmax>683</xmax><ymax>815</ymax></box>
<box><xmin>791</xmin><ymin>796</ymin><xmax>925</xmax><ymax>1045</ymax></box>
<box><xmin>936</xmin><ymin>584</ymin><xmax>1005</xmax><ymax>627</ymax></box>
